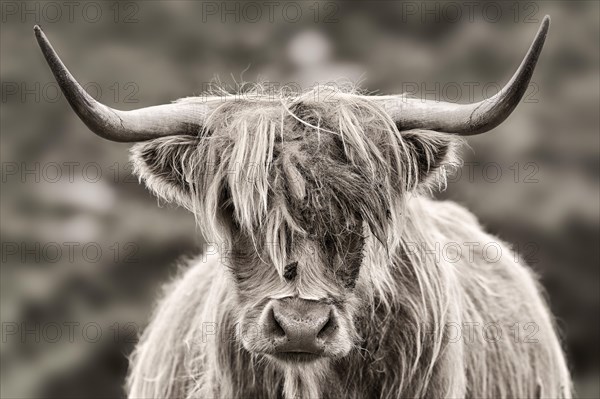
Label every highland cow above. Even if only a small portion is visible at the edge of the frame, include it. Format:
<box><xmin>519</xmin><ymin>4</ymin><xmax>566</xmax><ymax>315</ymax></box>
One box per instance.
<box><xmin>35</xmin><ymin>16</ymin><xmax>571</xmax><ymax>399</ymax></box>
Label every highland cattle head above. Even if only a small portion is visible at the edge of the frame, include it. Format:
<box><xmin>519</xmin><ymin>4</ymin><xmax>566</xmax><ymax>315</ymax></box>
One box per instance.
<box><xmin>34</xmin><ymin>18</ymin><xmax>549</xmax><ymax>366</ymax></box>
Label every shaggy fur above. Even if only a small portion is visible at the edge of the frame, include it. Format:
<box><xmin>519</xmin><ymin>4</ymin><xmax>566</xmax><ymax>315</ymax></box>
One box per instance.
<box><xmin>126</xmin><ymin>87</ymin><xmax>571</xmax><ymax>398</ymax></box>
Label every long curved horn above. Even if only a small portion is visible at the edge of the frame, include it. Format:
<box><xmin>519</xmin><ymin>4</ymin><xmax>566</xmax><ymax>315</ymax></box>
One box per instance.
<box><xmin>373</xmin><ymin>16</ymin><xmax>550</xmax><ymax>135</ymax></box>
<box><xmin>34</xmin><ymin>25</ymin><xmax>207</xmax><ymax>142</ymax></box>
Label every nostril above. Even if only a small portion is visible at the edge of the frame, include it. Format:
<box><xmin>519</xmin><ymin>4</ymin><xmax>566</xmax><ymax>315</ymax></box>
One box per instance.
<box><xmin>265</xmin><ymin>307</ymin><xmax>286</xmax><ymax>338</ymax></box>
<box><xmin>317</xmin><ymin>311</ymin><xmax>336</xmax><ymax>339</ymax></box>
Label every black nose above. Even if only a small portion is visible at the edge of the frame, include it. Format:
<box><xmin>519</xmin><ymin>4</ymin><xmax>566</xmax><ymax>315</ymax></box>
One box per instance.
<box><xmin>264</xmin><ymin>297</ymin><xmax>335</xmax><ymax>352</ymax></box>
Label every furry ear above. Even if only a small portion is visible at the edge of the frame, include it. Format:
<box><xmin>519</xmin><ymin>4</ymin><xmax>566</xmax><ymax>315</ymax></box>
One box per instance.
<box><xmin>400</xmin><ymin>129</ymin><xmax>461</xmax><ymax>189</ymax></box>
<box><xmin>130</xmin><ymin>136</ymin><xmax>202</xmax><ymax>211</ymax></box>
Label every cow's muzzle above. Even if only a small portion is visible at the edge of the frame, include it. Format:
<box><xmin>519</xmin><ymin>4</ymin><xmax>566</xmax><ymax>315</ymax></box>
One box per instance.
<box><xmin>262</xmin><ymin>297</ymin><xmax>337</xmax><ymax>360</ymax></box>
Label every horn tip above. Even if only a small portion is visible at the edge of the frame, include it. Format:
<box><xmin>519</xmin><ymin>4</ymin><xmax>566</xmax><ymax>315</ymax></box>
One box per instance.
<box><xmin>542</xmin><ymin>15</ymin><xmax>551</xmax><ymax>27</ymax></box>
<box><xmin>539</xmin><ymin>15</ymin><xmax>551</xmax><ymax>36</ymax></box>
<box><xmin>33</xmin><ymin>25</ymin><xmax>46</xmax><ymax>44</ymax></box>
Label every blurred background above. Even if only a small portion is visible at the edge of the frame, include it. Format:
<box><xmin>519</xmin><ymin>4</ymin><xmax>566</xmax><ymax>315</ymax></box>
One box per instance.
<box><xmin>1</xmin><ymin>1</ymin><xmax>598</xmax><ymax>397</ymax></box>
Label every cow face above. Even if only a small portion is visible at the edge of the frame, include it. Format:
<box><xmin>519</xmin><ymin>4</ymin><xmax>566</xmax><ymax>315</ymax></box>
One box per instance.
<box><xmin>131</xmin><ymin>90</ymin><xmax>458</xmax><ymax>365</ymax></box>
<box><xmin>34</xmin><ymin>17</ymin><xmax>549</xmax><ymax>374</ymax></box>
<box><xmin>229</xmin><ymin>213</ymin><xmax>364</xmax><ymax>362</ymax></box>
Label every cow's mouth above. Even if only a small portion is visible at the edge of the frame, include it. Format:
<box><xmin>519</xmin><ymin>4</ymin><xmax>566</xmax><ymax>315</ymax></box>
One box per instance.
<box><xmin>271</xmin><ymin>352</ymin><xmax>323</xmax><ymax>363</ymax></box>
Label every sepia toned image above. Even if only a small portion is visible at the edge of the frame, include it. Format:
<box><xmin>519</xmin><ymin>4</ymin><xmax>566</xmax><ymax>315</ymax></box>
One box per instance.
<box><xmin>1</xmin><ymin>1</ymin><xmax>598</xmax><ymax>398</ymax></box>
